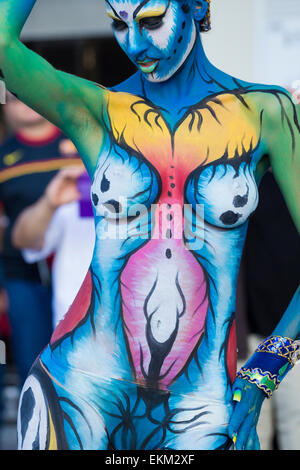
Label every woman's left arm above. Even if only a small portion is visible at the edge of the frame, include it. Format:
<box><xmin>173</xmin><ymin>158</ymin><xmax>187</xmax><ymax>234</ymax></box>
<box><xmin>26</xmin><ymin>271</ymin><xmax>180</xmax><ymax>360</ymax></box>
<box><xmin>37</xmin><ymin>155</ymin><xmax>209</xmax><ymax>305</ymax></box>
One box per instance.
<box><xmin>228</xmin><ymin>89</ymin><xmax>300</xmax><ymax>450</ymax></box>
<box><xmin>266</xmin><ymin>90</ymin><xmax>300</xmax><ymax>233</ymax></box>
<box><xmin>261</xmin><ymin>89</ymin><xmax>300</xmax><ymax>337</ymax></box>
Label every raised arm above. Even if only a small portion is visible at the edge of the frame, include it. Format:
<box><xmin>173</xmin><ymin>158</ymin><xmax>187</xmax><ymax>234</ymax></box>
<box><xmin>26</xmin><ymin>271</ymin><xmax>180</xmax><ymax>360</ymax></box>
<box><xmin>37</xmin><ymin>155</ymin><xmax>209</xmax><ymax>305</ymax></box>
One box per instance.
<box><xmin>0</xmin><ymin>0</ymin><xmax>107</xmax><ymax>174</ymax></box>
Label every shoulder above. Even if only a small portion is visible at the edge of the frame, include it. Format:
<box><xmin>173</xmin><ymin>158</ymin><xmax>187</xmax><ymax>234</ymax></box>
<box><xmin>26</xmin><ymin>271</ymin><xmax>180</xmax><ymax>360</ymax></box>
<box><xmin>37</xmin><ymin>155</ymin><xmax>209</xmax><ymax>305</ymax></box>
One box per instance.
<box><xmin>251</xmin><ymin>85</ymin><xmax>297</xmax><ymax>113</ymax></box>
<box><xmin>224</xmin><ymin>79</ymin><xmax>299</xmax><ymax>132</ymax></box>
<box><xmin>216</xmin><ymin>75</ymin><xmax>299</xmax><ymax>153</ymax></box>
<box><xmin>218</xmin><ymin>71</ymin><xmax>293</xmax><ymax>105</ymax></box>
<box><xmin>234</xmin><ymin>81</ymin><xmax>298</xmax><ymax>117</ymax></box>
<box><xmin>195</xmin><ymin>69</ymin><xmax>296</xmax><ymax>119</ymax></box>
<box><xmin>248</xmin><ymin>85</ymin><xmax>300</xmax><ymax>135</ymax></box>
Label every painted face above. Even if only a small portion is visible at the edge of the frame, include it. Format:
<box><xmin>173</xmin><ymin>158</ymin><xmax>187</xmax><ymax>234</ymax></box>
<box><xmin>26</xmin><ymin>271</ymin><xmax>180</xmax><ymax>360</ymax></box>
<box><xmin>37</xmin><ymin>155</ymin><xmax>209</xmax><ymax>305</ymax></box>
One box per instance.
<box><xmin>105</xmin><ymin>0</ymin><xmax>197</xmax><ymax>82</ymax></box>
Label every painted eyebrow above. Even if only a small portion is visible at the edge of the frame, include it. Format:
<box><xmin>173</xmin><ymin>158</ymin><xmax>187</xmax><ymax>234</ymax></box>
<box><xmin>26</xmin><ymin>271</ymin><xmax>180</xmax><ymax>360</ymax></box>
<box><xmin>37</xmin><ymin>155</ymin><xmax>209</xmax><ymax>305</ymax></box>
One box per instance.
<box><xmin>107</xmin><ymin>11</ymin><xmax>121</xmax><ymax>21</ymax></box>
<box><xmin>105</xmin><ymin>0</ymin><xmax>169</xmax><ymax>22</ymax></box>
<box><xmin>135</xmin><ymin>0</ymin><xmax>170</xmax><ymax>22</ymax></box>
<box><xmin>135</xmin><ymin>5</ymin><xmax>167</xmax><ymax>20</ymax></box>
<box><xmin>133</xmin><ymin>0</ymin><xmax>152</xmax><ymax>19</ymax></box>
<box><xmin>105</xmin><ymin>0</ymin><xmax>122</xmax><ymax>20</ymax></box>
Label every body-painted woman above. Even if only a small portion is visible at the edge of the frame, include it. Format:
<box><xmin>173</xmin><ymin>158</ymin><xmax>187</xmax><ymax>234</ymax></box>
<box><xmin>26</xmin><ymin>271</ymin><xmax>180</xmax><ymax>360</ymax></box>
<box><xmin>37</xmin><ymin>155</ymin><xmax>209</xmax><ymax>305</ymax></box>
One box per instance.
<box><xmin>0</xmin><ymin>0</ymin><xmax>299</xmax><ymax>450</ymax></box>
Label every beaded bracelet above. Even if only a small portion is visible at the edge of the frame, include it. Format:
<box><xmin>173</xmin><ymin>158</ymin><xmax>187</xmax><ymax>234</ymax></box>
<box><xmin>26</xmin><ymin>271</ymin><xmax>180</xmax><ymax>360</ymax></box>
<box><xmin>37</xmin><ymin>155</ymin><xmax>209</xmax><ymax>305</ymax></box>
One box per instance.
<box><xmin>236</xmin><ymin>336</ymin><xmax>300</xmax><ymax>398</ymax></box>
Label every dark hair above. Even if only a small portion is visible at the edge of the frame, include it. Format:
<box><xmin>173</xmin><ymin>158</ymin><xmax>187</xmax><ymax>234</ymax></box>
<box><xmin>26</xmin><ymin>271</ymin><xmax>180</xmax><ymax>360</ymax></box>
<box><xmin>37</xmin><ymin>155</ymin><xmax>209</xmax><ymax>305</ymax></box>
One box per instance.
<box><xmin>199</xmin><ymin>0</ymin><xmax>211</xmax><ymax>32</ymax></box>
<box><xmin>179</xmin><ymin>0</ymin><xmax>211</xmax><ymax>32</ymax></box>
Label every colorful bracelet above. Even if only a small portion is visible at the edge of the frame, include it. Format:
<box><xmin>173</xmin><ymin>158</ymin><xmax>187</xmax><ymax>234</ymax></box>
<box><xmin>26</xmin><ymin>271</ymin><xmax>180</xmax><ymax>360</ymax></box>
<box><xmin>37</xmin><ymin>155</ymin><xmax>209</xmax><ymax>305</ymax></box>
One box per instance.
<box><xmin>236</xmin><ymin>336</ymin><xmax>300</xmax><ymax>398</ymax></box>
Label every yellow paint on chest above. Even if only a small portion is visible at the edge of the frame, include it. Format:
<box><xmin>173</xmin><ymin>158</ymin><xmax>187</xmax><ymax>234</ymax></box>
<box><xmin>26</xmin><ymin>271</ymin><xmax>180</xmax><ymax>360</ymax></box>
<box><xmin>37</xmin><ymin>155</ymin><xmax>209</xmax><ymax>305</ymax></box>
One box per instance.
<box><xmin>106</xmin><ymin>90</ymin><xmax>263</xmax><ymax>177</ymax></box>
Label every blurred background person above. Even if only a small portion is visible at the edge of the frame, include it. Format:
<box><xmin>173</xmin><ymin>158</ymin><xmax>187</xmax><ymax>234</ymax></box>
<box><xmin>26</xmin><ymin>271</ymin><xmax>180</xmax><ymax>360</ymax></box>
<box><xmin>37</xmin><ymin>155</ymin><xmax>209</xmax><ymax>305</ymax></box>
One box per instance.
<box><xmin>12</xmin><ymin>167</ymin><xmax>95</xmax><ymax>329</ymax></box>
<box><xmin>0</xmin><ymin>92</ymin><xmax>81</xmax><ymax>387</ymax></box>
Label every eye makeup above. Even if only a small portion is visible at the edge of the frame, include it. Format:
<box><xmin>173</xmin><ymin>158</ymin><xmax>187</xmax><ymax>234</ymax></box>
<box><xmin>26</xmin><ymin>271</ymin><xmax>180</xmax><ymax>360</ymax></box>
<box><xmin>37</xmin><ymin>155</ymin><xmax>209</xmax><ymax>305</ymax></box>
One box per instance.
<box><xmin>109</xmin><ymin>9</ymin><xmax>167</xmax><ymax>32</ymax></box>
<box><xmin>139</xmin><ymin>13</ymin><xmax>165</xmax><ymax>30</ymax></box>
<box><xmin>112</xmin><ymin>19</ymin><xmax>128</xmax><ymax>31</ymax></box>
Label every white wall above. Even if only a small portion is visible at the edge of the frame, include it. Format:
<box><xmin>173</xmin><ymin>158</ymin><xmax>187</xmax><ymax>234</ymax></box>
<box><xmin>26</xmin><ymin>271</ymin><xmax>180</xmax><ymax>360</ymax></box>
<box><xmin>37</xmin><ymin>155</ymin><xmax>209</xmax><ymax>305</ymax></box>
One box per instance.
<box><xmin>202</xmin><ymin>0</ymin><xmax>255</xmax><ymax>81</ymax></box>
<box><xmin>203</xmin><ymin>0</ymin><xmax>300</xmax><ymax>86</ymax></box>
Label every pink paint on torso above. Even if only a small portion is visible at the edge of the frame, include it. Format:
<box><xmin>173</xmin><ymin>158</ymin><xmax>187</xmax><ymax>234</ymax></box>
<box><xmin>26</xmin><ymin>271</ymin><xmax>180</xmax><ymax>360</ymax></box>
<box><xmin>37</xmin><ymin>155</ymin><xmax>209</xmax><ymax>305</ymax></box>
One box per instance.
<box><xmin>121</xmin><ymin>215</ymin><xmax>209</xmax><ymax>389</ymax></box>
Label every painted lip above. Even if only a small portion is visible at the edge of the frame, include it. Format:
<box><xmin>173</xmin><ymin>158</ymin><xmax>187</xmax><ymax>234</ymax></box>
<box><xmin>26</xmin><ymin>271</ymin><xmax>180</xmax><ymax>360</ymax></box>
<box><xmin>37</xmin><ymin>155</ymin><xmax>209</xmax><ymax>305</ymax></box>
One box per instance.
<box><xmin>136</xmin><ymin>59</ymin><xmax>159</xmax><ymax>74</ymax></box>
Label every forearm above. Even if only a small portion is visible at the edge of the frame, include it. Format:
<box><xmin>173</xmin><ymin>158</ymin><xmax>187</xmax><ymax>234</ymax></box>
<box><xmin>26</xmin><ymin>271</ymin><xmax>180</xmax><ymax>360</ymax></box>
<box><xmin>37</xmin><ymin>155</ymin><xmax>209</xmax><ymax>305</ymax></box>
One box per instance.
<box><xmin>0</xmin><ymin>38</ymin><xmax>66</xmax><ymax>126</ymax></box>
<box><xmin>272</xmin><ymin>285</ymin><xmax>300</xmax><ymax>340</ymax></box>
<box><xmin>0</xmin><ymin>0</ymin><xmax>107</xmax><ymax>174</ymax></box>
<box><xmin>236</xmin><ymin>286</ymin><xmax>300</xmax><ymax>401</ymax></box>
<box><xmin>12</xmin><ymin>195</ymin><xmax>56</xmax><ymax>250</ymax></box>
<box><xmin>0</xmin><ymin>0</ymin><xmax>38</xmax><ymax>96</ymax></box>
<box><xmin>0</xmin><ymin>0</ymin><xmax>36</xmax><ymax>40</ymax></box>
<box><xmin>228</xmin><ymin>291</ymin><xmax>300</xmax><ymax>449</ymax></box>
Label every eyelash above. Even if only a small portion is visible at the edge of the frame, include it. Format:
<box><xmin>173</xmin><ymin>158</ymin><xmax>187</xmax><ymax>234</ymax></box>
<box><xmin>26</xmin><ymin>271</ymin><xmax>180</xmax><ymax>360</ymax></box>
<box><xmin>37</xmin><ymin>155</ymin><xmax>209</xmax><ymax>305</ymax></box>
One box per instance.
<box><xmin>112</xmin><ymin>15</ymin><xmax>164</xmax><ymax>33</ymax></box>
<box><xmin>139</xmin><ymin>15</ymin><xmax>165</xmax><ymax>30</ymax></box>
<box><xmin>112</xmin><ymin>19</ymin><xmax>127</xmax><ymax>32</ymax></box>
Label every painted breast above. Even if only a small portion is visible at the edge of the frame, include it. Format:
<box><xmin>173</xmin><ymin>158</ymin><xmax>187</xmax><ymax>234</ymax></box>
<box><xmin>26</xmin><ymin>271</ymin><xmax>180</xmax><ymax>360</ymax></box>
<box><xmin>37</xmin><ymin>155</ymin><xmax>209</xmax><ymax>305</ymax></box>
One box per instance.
<box><xmin>90</xmin><ymin>143</ymin><xmax>161</xmax><ymax>220</ymax></box>
<box><xmin>185</xmin><ymin>160</ymin><xmax>259</xmax><ymax>229</ymax></box>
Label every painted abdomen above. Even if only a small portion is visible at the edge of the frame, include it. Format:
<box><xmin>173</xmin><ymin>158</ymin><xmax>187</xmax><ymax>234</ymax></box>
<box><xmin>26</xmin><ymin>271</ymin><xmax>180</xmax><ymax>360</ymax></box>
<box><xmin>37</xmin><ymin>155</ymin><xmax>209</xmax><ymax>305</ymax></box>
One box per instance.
<box><xmin>120</xmin><ymin>238</ymin><xmax>209</xmax><ymax>390</ymax></box>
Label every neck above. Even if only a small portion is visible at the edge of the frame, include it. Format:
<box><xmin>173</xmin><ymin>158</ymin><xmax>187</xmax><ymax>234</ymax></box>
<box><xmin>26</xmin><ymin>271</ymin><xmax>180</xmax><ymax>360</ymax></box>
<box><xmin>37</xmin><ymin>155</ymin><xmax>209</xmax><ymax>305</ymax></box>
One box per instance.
<box><xmin>142</xmin><ymin>33</ymin><xmax>219</xmax><ymax>107</ymax></box>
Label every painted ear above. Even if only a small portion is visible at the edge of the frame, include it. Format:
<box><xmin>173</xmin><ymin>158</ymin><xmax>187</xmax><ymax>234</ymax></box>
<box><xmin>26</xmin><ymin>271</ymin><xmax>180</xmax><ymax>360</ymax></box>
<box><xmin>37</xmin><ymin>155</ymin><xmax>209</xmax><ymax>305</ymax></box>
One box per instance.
<box><xmin>193</xmin><ymin>0</ymin><xmax>208</xmax><ymax>22</ymax></box>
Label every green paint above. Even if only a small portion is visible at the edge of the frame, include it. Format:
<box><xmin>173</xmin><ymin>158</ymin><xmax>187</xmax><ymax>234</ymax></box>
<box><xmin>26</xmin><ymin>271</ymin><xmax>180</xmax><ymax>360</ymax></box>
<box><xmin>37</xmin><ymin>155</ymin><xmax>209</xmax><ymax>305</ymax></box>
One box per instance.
<box><xmin>279</xmin><ymin>363</ymin><xmax>289</xmax><ymax>376</ymax></box>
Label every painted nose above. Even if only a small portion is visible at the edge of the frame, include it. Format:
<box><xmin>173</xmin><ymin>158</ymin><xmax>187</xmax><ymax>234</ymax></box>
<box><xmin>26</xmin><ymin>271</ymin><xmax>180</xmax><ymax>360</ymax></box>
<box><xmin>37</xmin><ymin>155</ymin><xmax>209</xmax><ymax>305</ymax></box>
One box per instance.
<box><xmin>126</xmin><ymin>25</ymin><xmax>148</xmax><ymax>60</ymax></box>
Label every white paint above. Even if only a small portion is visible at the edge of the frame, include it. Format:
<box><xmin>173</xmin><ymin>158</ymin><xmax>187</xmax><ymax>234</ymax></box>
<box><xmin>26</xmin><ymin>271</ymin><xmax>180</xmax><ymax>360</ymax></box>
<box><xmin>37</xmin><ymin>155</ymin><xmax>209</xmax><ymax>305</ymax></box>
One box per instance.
<box><xmin>149</xmin><ymin>22</ymin><xmax>197</xmax><ymax>82</ymax></box>
<box><xmin>17</xmin><ymin>375</ymin><xmax>48</xmax><ymax>450</ymax></box>
<box><xmin>147</xmin><ymin>264</ymin><xmax>184</xmax><ymax>343</ymax></box>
